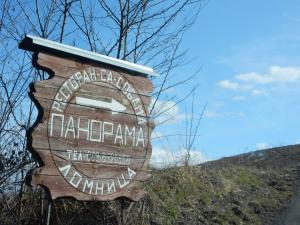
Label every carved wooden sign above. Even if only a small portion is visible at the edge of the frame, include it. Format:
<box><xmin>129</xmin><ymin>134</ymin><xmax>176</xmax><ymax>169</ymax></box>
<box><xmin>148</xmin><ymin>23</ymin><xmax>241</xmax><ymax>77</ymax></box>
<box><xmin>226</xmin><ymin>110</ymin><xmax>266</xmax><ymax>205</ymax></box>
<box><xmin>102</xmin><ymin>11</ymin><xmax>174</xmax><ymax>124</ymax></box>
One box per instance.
<box><xmin>20</xmin><ymin>35</ymin><xmax>157</xmax><ymax>201</ymax></box>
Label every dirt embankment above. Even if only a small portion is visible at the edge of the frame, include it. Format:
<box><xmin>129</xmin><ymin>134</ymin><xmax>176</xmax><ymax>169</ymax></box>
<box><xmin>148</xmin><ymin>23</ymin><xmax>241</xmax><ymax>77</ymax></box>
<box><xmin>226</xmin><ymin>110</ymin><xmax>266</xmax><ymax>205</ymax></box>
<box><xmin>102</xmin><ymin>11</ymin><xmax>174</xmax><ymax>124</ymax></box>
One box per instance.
<box><xmin>274</xmin><ymin>183</ymin><xmax>300</xmax><ymax>225</ymax></box>
<box><xmin>1</xmin><ymin>144</ymin><xmax>300</xmax><ymax>225</ymax></box>
<box><xmin>200</xmin><ymin>144</ymin><xmax>300</xmax><ymax>225</ymax></box>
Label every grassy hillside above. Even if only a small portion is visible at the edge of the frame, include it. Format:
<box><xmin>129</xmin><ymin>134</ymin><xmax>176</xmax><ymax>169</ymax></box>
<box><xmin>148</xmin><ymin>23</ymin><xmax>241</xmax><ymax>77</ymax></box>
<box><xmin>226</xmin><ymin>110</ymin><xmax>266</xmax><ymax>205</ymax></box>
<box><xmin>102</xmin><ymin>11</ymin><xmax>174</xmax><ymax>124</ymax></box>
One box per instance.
<box><xmin>142</xmin><ymin>145</ymin><xmax>300</xmax><ymax>225</ymax></box>
<box><xmin>1</xmin><ymin>144</ymin><xmax>300</xmax><ymax>225</ymax></box>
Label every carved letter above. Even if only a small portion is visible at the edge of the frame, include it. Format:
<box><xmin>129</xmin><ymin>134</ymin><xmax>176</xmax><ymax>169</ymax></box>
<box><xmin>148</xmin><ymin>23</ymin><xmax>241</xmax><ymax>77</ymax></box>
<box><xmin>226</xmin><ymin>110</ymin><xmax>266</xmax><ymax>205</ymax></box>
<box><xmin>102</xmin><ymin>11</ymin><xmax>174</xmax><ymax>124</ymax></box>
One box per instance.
<box><xmin>114</xmin><ymin>123</ymin><xmax>123</xmax><ymax>145</ymax></box>
<box><xmin>136</xmin><ymin>127</ymin><xmax>145</xmax><ymax>148</ymax></box>
<box><xmin>90</xmin><ymin>119</ymin><xmax>102</xmax><ymax>142</ymax></box>
<box><xmin>58</xmin><ymin>164</ymin><xmax>71</xmax><ymax>177</ymax></box>
<box><xmin>117</xmin><ymin>174</ymin><xmax>129</xmax><ymax>188</ymax></box>
<box><xmin>77</xmin><ymin>117</ymin><xmax>90</xmax><ymax>140</ymax></box>
<box><xmin>50</xmin><ymin>113</ymin><xmax>64</xmax><ymax>137</ymax></box>
<box><xmin>65</xmin><ymin>116</ymin><xmax>75</xmax><ymax>138</ymax></box>
<box><xmin>83</xmin><ymin>179</ymin><xmax>94</xmax><ymax>194</ymax></box>
<box><xmin>107</xmin><ymin>180</ymin><xmax>116</xmax><ymax>194</ymax></box>
<box><xmin>127</xmin><ymin>167</ymin><xmax>136</xmax><ymax>180</ymax></box>
<box><xmin>124</xmin><ymin>125</ymin><xmax>135</xmax><ymax>146</ymax></box>
<box><xmin>69</xmin><ymin>171</ymin><xmax>82</xmax><ymax>188</ymax></box>
<box><xmin>102</xmin><ymin>121</ymin><xmax>113</xmax><ymax>143</ymax></box>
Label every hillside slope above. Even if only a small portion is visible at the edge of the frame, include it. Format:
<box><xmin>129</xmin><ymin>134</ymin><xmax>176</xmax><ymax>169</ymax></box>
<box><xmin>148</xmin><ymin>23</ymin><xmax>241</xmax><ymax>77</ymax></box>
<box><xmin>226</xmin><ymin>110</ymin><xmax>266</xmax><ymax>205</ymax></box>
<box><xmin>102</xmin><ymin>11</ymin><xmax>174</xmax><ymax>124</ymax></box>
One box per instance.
<box><xmin>1</xmin><ymin>144</ymin><xmax>300</xmax><ymax>225</ymax></box>
<box><xmin>139</xmin><ymin>144</ymin><xmax>300</xmax><ymax>225</ymax></box>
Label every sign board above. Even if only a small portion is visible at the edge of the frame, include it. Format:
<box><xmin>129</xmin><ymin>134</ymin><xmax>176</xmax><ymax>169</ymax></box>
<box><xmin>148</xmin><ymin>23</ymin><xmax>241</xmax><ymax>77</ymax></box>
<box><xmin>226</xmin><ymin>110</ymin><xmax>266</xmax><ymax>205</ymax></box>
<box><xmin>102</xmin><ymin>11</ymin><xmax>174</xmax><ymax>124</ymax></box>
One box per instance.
<box><xmin>20</xmin><ymin>35</ymin><xmax>157</xmax><ymax>201</ymax></box>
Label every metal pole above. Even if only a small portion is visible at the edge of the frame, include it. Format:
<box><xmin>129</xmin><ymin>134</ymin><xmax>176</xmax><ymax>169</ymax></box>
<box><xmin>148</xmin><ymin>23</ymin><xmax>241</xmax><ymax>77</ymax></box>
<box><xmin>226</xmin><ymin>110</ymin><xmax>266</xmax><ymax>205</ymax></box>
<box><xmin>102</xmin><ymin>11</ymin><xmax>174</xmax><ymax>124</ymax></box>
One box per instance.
<box><xmin>46</xmin><ymin>201</ymin><xmax>52</xmax><ymax>225</ymax></box>
<box><xmin>41</xmin><ymin>191</ymin><xmax>44</xmax><ymax>223</ymax></box>
<box><xmin>121</xmin><ymin>201</ymin><xmax>124</xmax><ymax>225</ymax></box>
<box><xmin>120</xmin><ymin>199</ymin><xmax>124</xmax><ymax>225</ymax></box>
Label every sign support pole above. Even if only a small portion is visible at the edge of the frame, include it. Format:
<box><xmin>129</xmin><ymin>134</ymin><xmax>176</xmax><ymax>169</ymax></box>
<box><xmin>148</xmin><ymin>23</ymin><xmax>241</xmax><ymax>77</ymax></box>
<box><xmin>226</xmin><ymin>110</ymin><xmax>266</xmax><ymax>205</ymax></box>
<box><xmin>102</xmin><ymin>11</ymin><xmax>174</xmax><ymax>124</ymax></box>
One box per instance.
<box><xmin>46</xmin><ymin>201</ymin><xmax>52</xmax><ymax>225</ymax></box>
<box><xmin>120</xmin><ymin>199</ymin><xmax>124</xmax><ymax>225</ymax></box>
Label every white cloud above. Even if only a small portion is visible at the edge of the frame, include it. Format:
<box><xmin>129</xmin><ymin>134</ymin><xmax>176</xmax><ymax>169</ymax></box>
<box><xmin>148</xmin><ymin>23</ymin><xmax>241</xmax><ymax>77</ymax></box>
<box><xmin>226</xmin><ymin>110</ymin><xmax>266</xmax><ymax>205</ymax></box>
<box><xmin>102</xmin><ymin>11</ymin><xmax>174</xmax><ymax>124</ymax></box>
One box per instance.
<box><xmin>232</xmin><ymin>95</ymin><xmax>246</xmax><ymax>101</ymax></box>
<box><xmin>256</xmin><ymin>142</ymin><xmax>270</xmax><ymax>150</ymax></box>
<box><xmin>217</xmin><ymin>80</ymin><xmax>240</xmax><ymax>90</ymax></box>
<box><xmin>224</xmin><ymin>112</ymin><xmax>245</xmax><ymax>117</ymax></box>
<box><xmin>217</xmin><ymin>66</ymin><xmax>300</xmax><ymax>100</ymax></box>
<box><xmin>204</xmin><ymin>108</ymin><xmax>244</xmax><ymax>119</ymax></box>
<box><xmin>204</xmin><ymin>110</ymin><xmax>219</xmax><ymax>118</ymax></box>
<box><xmin>150</xmin><ymin>147</ymin><xmax>209</xmax><ymax>168</ymax></box>
<box><xmin>236</xmin><ymin>72</ymin><xmax>271</xmax><ymax>84</ymax></box>
<box><xmin>251</xmin><ymin>89</ymin><xmax>267</xmax><ymax>96</ymax></box>
<box><xmin>236</xmin><ymin>66</ymin><xmax>300</xmax><ymax>84</ymax></box>
<box><xmin>217</xmin><ymin>80</ymin><xmax>252</xmax><ymax>91</ymax></box>
<box><xmin>205</xmin><ymin>111</ymin><xmax>245</xmax><ymax>119</ymax></box>
<box><xmin>150</xmin><ymin>99</ymin><xmax>185</xmax><ymax>125</ymax></box>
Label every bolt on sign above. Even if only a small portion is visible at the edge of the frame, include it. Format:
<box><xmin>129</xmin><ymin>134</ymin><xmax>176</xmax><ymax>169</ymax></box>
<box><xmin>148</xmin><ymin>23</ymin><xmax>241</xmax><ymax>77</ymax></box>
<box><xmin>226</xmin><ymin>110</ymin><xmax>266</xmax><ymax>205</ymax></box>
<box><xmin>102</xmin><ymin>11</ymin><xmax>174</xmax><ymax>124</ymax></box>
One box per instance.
<box><xmin>19</xmin><ymin>35</ymin><xmax>158</xmax><ymax>201</ymax></box>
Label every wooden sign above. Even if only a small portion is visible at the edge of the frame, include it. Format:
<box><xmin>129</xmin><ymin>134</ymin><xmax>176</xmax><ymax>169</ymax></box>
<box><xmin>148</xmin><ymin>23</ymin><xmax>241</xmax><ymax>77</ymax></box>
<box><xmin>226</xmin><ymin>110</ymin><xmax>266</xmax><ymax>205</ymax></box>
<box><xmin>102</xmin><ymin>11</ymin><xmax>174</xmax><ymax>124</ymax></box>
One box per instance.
<box><xmin>20</xmin><ymin>35</ymin><xmax>157</xmax><ymax>201</ymax></box>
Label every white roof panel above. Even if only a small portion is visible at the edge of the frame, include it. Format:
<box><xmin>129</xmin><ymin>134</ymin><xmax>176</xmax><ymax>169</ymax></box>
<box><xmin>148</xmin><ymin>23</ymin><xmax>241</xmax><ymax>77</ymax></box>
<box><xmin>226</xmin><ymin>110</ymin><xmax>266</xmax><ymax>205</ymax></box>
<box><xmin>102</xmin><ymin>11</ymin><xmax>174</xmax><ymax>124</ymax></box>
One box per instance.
<box><xmin>20</xmin><ymin>34</ymin><xmax>159</xmax><ymax>77</ymax></box>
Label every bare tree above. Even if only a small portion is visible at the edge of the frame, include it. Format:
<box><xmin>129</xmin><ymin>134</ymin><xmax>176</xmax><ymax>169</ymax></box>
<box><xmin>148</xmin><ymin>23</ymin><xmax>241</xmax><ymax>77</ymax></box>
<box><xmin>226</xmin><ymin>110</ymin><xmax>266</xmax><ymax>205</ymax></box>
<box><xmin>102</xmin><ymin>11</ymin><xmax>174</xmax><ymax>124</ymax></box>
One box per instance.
<box><xmin>0</xmin><ymin>0</ymin><xmax>208</xmax><ymax>224</ymax></box>
<box><xmin>184</xmin><ymin>91</ymin><xmax>207</xmax><ymax>167</ymax></box>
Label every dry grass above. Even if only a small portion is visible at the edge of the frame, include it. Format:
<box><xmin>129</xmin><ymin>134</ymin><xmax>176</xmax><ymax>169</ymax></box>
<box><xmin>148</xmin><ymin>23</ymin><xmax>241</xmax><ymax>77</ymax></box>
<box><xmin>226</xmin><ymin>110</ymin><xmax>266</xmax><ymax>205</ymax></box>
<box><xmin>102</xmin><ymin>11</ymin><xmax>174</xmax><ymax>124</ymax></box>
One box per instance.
<box><xmin>1</xmin><ymin>145</ymin><xmax>300</xmax><ymax>225</ymax></box>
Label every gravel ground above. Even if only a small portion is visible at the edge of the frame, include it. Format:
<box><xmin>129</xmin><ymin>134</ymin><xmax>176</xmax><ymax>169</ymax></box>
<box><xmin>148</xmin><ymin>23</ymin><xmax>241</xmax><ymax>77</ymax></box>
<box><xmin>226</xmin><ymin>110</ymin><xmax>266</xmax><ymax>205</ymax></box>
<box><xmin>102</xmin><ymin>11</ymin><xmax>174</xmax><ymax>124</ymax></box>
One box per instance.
<box><xmin>275</xmin><ymin>187</ymin><xmax>300</xmax><ymax>225</ymax></box>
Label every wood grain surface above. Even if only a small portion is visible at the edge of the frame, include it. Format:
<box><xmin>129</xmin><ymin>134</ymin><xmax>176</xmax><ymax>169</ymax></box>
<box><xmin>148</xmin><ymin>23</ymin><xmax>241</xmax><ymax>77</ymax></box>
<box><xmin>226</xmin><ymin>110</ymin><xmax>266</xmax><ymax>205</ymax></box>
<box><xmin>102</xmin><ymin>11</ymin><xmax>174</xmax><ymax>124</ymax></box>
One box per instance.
<box><xmin>28</xmin><ymin>52</ymin><xmax>154</xmax><ymax>201</ymax></box>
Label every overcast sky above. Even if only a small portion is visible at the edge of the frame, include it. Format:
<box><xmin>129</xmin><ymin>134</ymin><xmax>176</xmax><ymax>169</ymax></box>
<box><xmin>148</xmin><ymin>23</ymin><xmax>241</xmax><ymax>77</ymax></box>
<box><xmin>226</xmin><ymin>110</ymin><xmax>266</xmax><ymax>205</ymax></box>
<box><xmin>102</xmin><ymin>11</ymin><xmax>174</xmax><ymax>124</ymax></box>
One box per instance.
<box><xmin>151</xmin><ymin>0</ymin><xmax>300</xmax><ymax>166</ymax></box>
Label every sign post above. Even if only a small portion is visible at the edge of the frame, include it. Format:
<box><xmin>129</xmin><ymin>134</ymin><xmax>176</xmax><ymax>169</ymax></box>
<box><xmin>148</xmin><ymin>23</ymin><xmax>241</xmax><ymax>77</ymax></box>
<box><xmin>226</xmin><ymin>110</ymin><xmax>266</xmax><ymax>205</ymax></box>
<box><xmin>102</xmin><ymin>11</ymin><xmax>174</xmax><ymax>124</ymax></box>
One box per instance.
<box><xmin>20</xmin><ymin>35</ymin><xmax>157</xmax><ymax>201</ymax></box>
